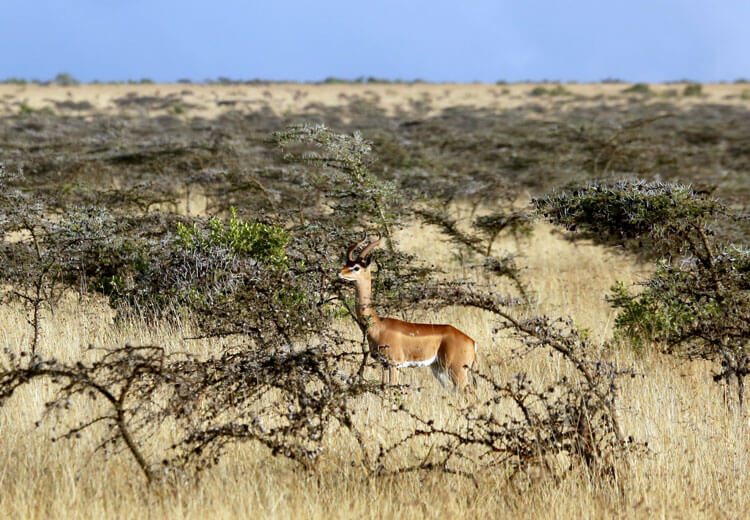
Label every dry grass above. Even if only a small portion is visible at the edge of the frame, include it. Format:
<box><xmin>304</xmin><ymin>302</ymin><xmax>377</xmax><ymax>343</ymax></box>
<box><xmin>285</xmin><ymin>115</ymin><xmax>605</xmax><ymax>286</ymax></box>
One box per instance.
<box><xmin>2</xmin><ymin>82</ymin><xmax>749</xmax><ymax>120</ymax></box>
<box><xmin>2</xmin><ymin>218</ymin><xmax>748</xmax><ymax>519</ymax></box>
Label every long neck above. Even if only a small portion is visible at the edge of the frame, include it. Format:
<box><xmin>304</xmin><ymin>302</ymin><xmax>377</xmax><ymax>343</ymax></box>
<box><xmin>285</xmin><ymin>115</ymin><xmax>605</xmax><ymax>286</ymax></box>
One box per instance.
<box><xmin>354</xmin><ymin>277</ymin><xmax>380</xmax><ymax>326</ymax></box>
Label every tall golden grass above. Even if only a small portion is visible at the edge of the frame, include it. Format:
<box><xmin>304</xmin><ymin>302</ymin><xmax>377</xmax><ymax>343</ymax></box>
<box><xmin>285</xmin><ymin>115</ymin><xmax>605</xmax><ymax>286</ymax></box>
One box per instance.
<box><xmin>1</xmin><ymin>220</ymin><xmax>748</xmax><ymax>519</ymax></box>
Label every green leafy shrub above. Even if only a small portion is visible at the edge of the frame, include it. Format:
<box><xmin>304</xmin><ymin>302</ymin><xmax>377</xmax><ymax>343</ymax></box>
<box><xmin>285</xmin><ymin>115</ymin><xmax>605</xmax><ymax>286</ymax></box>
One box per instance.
<box><xmin>609</xmin><ymin>247</ymin><xmax>749</xmax><ymax>355</ymax></box>
<box><xmin>177</xmin><ymin>207</ymin><xmax>288</xmax><ymax>266</ymax></box>
<box><xmin>683</xmin><ymin>83</ymin><xmax>703</xmax><ymax>97</ymax></box>
<box><xmin>53</xmin><ymin>72</ymin><xmax>80</xmax><ymax>86</ymax></box>
<box><xmin>27</xmin><ymin>205</ymin><xmax>295</xmax><ymax>325</ymax></box>
<box><xmin>537</xmin><ymin>180</ymin><xmax>750</xmax><ymax>409</ymax></box>
<box><xmin>622</xmin><ymin>83</ymin><xmax>653</xmax><ymax>95</ymax></box>
<box><xmin>534</xmin><ymin>180</ymin><xmax>721</xmax><ymax>256</ymax></box>
<box><xmin>529</xmin><ymin>85</ymin><xmax>571</xmax><ymax>97</ymax></box>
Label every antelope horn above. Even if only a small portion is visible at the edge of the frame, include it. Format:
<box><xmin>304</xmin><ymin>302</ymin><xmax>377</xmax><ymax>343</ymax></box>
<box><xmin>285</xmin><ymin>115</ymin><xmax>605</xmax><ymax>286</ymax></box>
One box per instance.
<box><xmin>347</xmin><ymin>234</ymin><xmax>368</xmax><ymax>262</ymax></box>
<box><xmin>359</xmin><ymin>233</ymin><xmax>382</xmax><ymax>261</ymax></box>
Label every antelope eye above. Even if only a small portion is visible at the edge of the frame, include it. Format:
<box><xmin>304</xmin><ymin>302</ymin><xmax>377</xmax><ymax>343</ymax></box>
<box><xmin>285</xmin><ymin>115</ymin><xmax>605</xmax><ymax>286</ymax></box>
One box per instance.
<box><xmin>352</xmin><ymin>265</ymin><xmax>360</xmax><ymax>272</ymax></box>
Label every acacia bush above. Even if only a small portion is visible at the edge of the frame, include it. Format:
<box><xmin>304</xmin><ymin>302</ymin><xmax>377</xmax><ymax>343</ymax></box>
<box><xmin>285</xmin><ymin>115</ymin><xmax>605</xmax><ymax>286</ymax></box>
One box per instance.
<box><xmin>536</xmin><ymin>180</ymin><xmax>750</xmax><ymax>409</ymax></box>
<box><xmin>0</xmin><ymin>127</ymin><xmax>638</xmax><ymax>490</ymax></box>
<box><xmin>0</xmin><ymin>159</ymin><xmax>385</xmax><ymax>481</ymax></box>
<box><xmin>372</xmin><ymin>282</ymin><xmax>638</xmax><ymax>483</ymax></box>
<box><xmin>4</xmin><ymin>91</ymin><xmax>750</xmax><ymax>220</ymax></box>
<box><xmin>274</xmin><ymin>124</ymin><xmax>405</xmax><ymax>241</ymax></box>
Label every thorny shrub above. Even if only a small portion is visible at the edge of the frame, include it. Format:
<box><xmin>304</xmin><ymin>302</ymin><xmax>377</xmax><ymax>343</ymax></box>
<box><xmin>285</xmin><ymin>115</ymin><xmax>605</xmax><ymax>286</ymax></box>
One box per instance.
<box><xmin>0</xmin><ymin>127</ymin><xmax>636</xmax><ymax>489</ymax></box>
<box><xmin>536</xmin><ymin>181</ymin><xmax>750</xmax><ymax>410</ymax></box>
<box><xmin>274</xmin><ymin>124</ymin><xmax>405</xmax><ymax>243</ymax></box>
<box><xmin>373</xmin><ymin>283</ymin><xmax>639</xmax><ymax>484</ymax></box>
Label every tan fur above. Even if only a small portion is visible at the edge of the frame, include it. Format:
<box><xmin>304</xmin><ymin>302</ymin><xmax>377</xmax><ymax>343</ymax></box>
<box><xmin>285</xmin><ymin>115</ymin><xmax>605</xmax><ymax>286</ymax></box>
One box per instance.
<box><xmin>339</xmin><ymin>242</ymin><xmax>476</xmax><ymax>395</ymax></box>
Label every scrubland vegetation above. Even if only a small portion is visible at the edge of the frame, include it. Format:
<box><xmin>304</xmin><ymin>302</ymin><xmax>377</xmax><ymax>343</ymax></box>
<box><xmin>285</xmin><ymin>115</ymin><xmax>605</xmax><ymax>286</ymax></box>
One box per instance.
<box><xmin>0</xmin><ymin>82</ymin><xmax>748</xmax><ymax>518</ymax></box>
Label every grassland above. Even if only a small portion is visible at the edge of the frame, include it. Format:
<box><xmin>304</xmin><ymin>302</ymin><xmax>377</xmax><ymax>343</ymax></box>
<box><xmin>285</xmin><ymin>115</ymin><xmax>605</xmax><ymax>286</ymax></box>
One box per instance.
<box><xmin>3</xmin><ymin>82</ymin><xmax>750</xmax><ymax>119</ymax></box>
<box><xmin>1</xmin><ymin>83</ymin><xmax>748</xmax><ymax>519</ymax></box>
<box><xmin>2</xmin><ymin>221</ymin><xmax>747</xmax><ymax>519</ymax></box>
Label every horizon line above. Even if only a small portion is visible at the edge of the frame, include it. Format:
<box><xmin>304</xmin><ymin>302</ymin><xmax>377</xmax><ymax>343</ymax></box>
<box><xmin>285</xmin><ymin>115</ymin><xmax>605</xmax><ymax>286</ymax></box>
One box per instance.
<box><xmin>3</xmin><ymin>74</ymin><xmax>750</xmax><ymax>86</ymax></box>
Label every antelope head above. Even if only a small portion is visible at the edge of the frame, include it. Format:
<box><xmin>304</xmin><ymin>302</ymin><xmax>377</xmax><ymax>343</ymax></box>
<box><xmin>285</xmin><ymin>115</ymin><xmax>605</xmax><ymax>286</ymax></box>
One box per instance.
<box><xmin>338</xmin><ymin>235</ymin><xmax>381</xmax><ymax>282</ymax></box>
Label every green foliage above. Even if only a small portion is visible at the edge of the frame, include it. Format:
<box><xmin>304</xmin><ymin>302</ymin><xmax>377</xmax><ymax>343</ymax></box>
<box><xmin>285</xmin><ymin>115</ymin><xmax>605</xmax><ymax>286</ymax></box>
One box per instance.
<box><xmin>683</xmin><ymin>83</ymin><xmax>703</xmax><ymax>97</ymax></box>
<box><xmin>534</xmin><ymin>181</ymin><xmax>721</xmax><ymax>255</ymax></box>
<box><xmin>54</xmin><ymin>72</ymin><xmax>79</xmax><ymax>86</ymax></box>
<box><xmin>608</xmin><ymin>279</ymin><xmax>677</xmax><ymax>350</ymax></box>
<box><xmin>528</xmin><ymin>85</ymin><xmax>571</xmax><ymax>97</ymax></box>
<box><xmin>528</xmin><ymin>86</ymin><xmax>548</xmax><ymax>96</ymax></box>
<box><xmin>609</xmin><ymin>247</ymin><xmax>749</xmax><ymax>357</ymax></box>
<box><xmin>321</xmin><ymin>77</ymin><xmax>350</xmax><ymax>84</ymax></box>
<box><xmin>176</xmin><ymin>208</ymin><xmax>289</xmax><ymax>266</ymax></box>
<box><xmin>622</xmin><ymin>83</ymin><xmax>653</xmax><ymax>95</ymax></box>
<box><xmin>539</xmin><ymin>180</ymin><xmax>749</xmax><ymax>407</ymax></box>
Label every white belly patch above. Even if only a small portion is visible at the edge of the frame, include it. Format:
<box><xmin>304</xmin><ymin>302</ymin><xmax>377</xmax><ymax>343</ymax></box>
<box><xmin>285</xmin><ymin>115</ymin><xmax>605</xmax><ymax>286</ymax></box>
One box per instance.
<box><xmin>399</xmin><ymin>354</ymin><xmax>437</xmax><ymax>368</ymax></box>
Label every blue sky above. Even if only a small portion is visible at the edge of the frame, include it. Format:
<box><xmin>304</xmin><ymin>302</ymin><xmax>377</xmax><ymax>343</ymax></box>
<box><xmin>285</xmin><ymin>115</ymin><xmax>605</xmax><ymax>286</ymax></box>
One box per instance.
<box><xmin>3</xmin><ymin>1</ymin><xmax>749</xmax><ymax>83</ymax></box>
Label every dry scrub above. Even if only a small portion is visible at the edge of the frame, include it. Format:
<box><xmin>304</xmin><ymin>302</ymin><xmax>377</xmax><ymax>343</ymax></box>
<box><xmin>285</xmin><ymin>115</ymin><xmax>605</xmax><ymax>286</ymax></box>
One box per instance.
<box><xmin>0</xmin><ymin>223</ymin><xmax>748</xmax><ymax>519</ymax></box>
<box><xmin>1</xmin><ymin>84</ymin><xmax>749</xmax><ymax>519</ymax></box>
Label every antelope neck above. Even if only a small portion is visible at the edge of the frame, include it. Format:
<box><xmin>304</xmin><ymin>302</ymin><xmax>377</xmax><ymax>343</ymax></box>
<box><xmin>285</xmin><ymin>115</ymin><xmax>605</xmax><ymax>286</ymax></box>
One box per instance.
<box><xmin>354</xmin><ymin>277</ymin><xmax>380</xmax><ymax>325</ymax></box>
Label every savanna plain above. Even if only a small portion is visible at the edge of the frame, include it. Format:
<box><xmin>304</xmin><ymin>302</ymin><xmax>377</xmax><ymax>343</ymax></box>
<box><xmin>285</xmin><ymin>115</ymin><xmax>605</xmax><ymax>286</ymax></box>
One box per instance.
<box><xmin>1</xmin><ymin>81</ymin><xmax>749</xmax><ymax>519</ymax></box>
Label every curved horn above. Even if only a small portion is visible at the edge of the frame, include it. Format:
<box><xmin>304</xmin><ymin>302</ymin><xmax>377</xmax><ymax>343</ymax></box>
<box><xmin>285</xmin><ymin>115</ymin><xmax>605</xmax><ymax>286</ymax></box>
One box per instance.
<box><xmin>359</xmin><ymin>233</ymin><xmax>382</xmax><ymax>261</ymax></box>
<box><xmin>347</xmin><ymin>235</ymin><xmax>368</xmax><ymax>262</ymax></box>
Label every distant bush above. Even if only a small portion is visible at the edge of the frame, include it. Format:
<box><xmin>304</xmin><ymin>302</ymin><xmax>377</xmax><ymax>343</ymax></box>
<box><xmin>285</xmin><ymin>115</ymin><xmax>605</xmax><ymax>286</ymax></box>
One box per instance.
<box><xmin>529</xmin><ymin>85</ymin><xmax>571</xmax><ymax>97</ymax></box>
<box><xmin>53</xmin><ymin>72</ymin><xmax>79</xmax><ymax>86</ymax></box>
<box><xmin>321</xmin><ymin>77</ymin><xmax>353</xmax><ymax>84</ymax></box>
<box><xmin>364</xmin><ymin>77</ymin><xmax>392</xmax><ymax>84</ymax></box>
<box><xmin>683</xmin><ymin>83</ymin><xmax>702</xmax><ymax>97</ymax></box>
<box><xmin>622</xmin><ymin>83</ymin><xmax>653</xmax><ymax>95</ymax></box>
